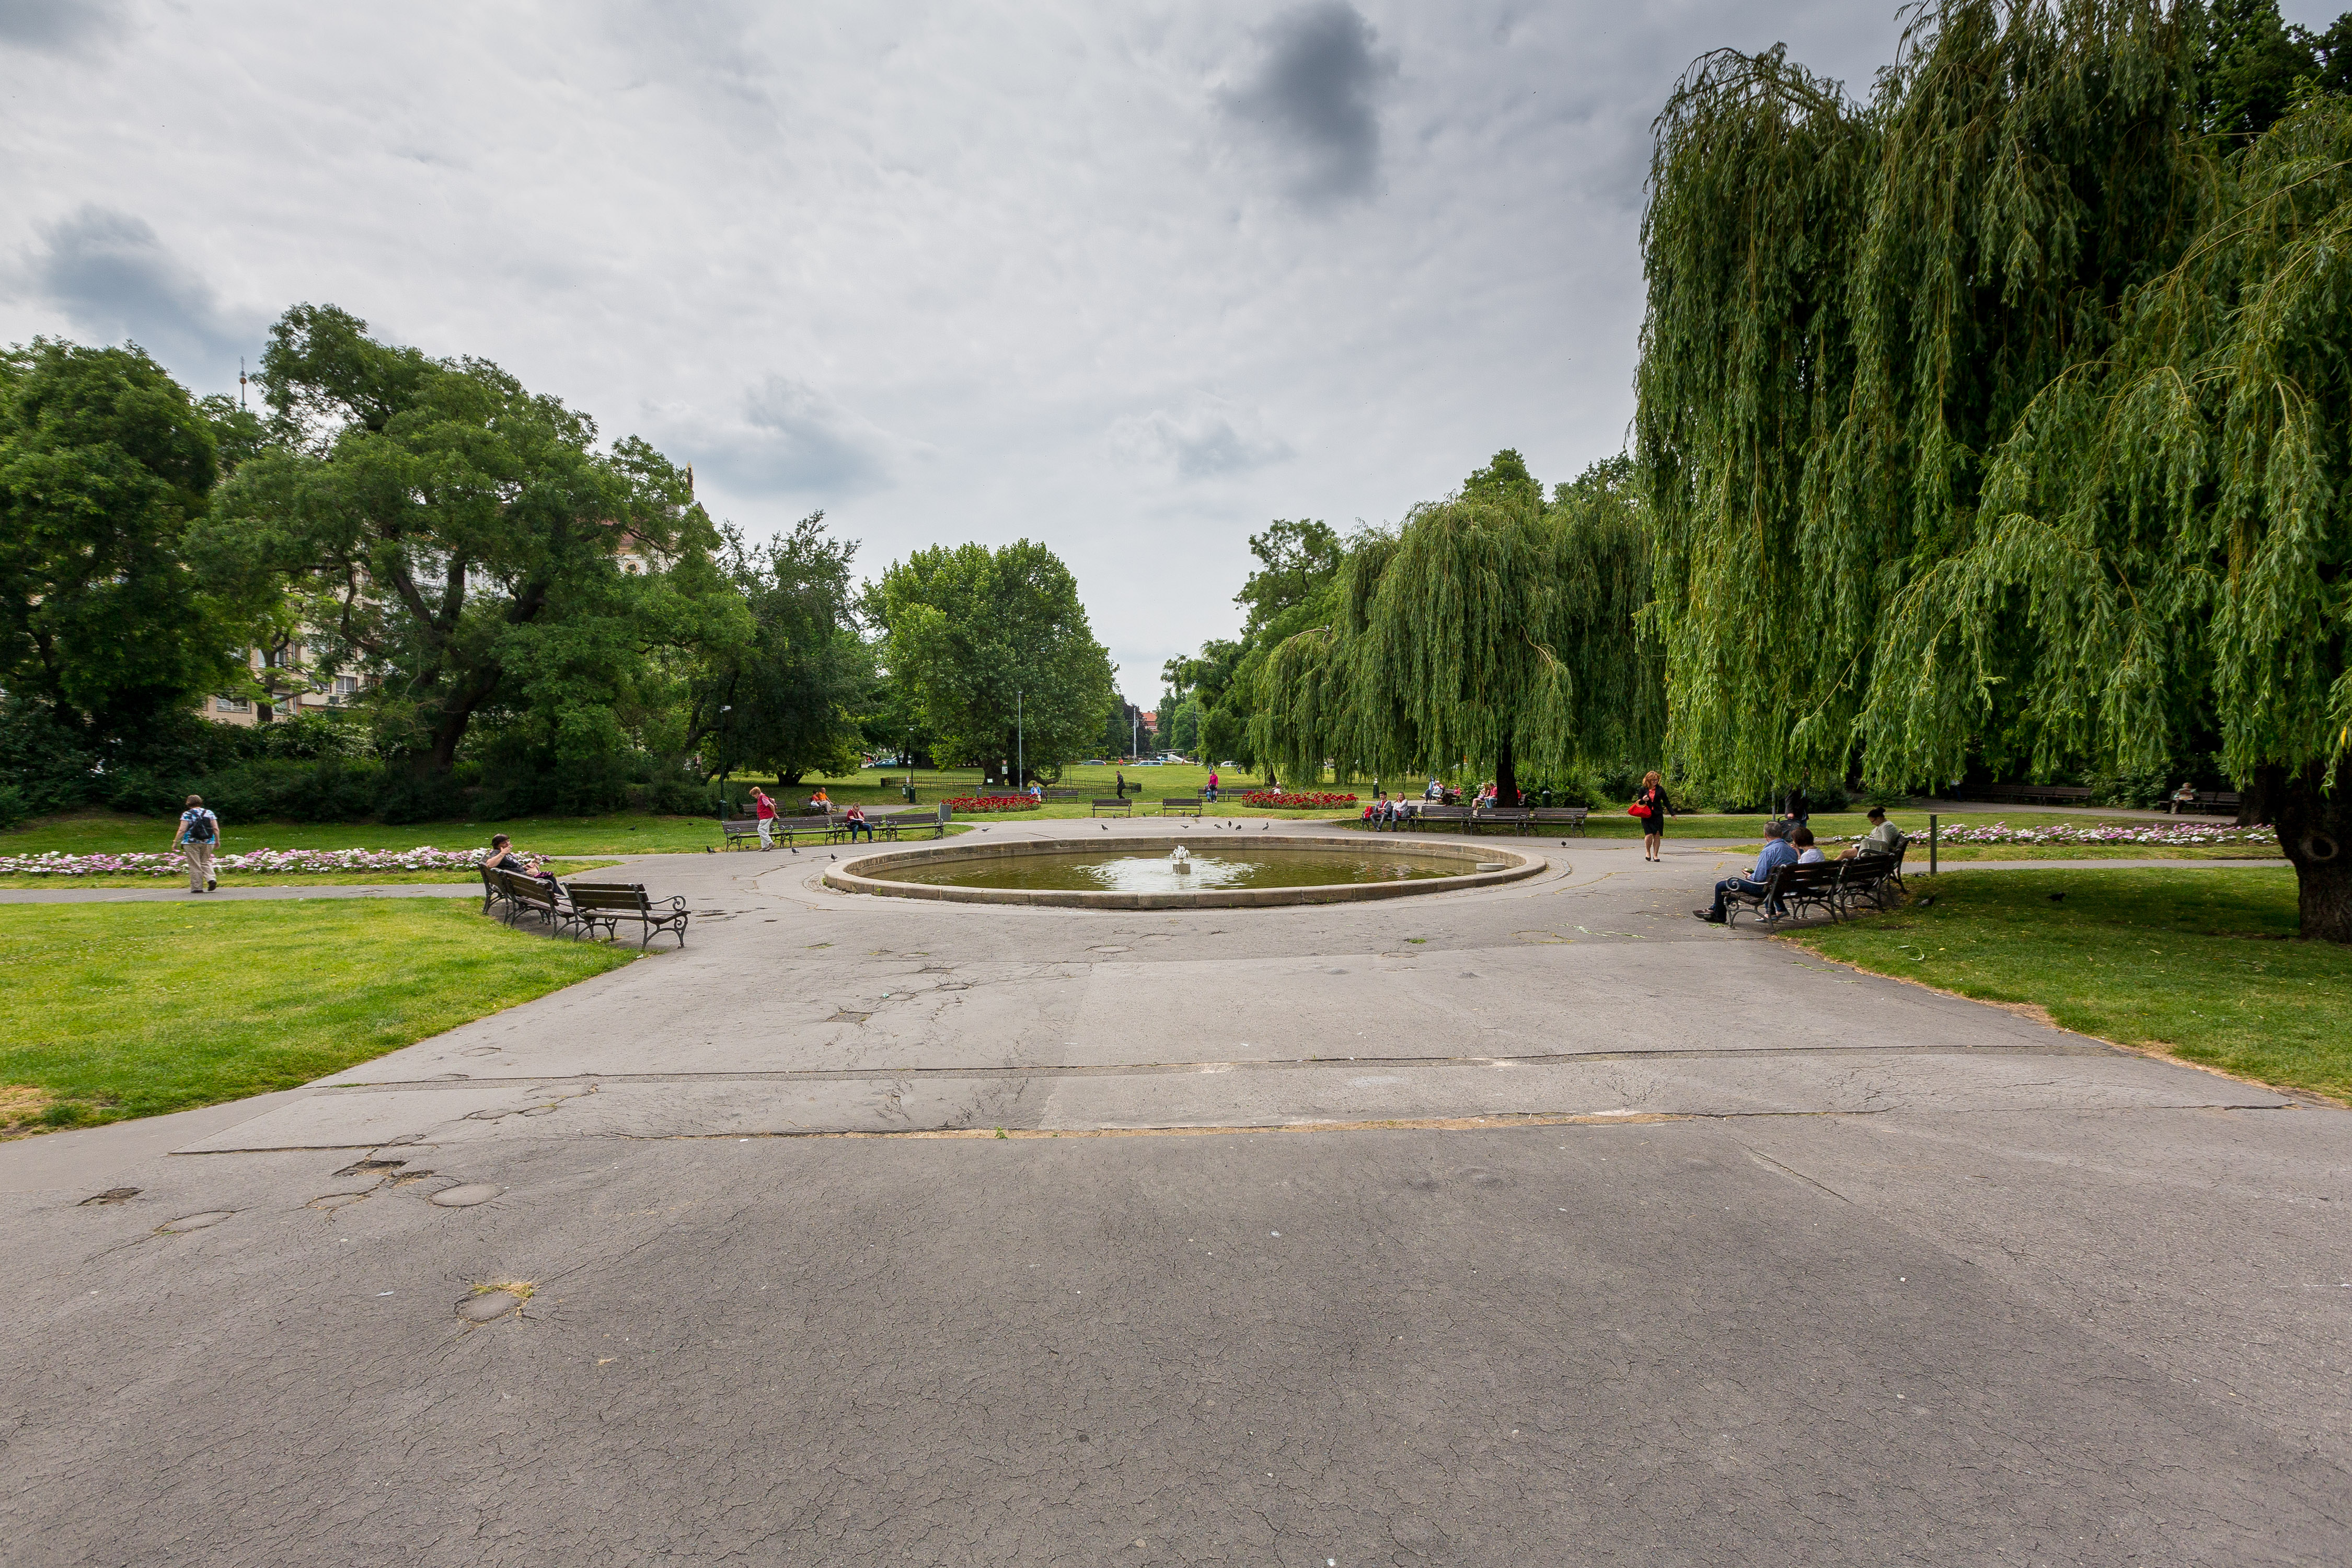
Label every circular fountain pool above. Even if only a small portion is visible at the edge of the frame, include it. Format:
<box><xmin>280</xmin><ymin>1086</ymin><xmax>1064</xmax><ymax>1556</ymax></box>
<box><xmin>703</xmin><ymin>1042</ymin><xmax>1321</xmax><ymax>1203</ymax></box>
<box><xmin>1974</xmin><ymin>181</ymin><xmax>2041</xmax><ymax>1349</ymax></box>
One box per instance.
<box><xmin>822</xmin><ymin>835</ymin><xmax>1543</xmax><ymax>908</ymax></box>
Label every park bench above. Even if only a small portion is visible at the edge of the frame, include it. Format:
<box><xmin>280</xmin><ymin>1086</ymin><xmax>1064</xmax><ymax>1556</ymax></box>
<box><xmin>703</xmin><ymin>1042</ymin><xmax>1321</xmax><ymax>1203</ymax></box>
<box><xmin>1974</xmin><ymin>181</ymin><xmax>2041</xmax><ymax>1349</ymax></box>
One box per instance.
<box><xmin>1977</xmin><ymin>783</ymin><xmax>2095</xmax><ymax>807</ymax></box>
<box><xmin>1043</xmin><ymin>787</ymin><xmax>1086</xmax><ymax>802</ymax></box>
<box><xmin>1530</xmin><ymin>806</ymin><xmax>1590</xmax><ymax>836</ymax></box>
<box><xmin>1160</xmin><ymin>797</ymin><xmax>1203</xmax><ymax>817</ymax></box>
<box><xmin>1831</xmin><ymin>852</ymin><xmax>1899</xmax><ymax>915</ymax></box>
<box><xmin>2168</xmin><ymin>789</ymin><xmax>2243</xmax><ymax>816</ymax></box>
<box><xmin>1474</xmin><ymin>807</ymin><xmax>1534</xmax><ymax>835</ymax></box>
<box><xmin>564</xmin><ymin>882</ymin><xmax>691</xmax><ymax>949</ymax></box>
<box><xmin>487</xmin><ymin>864</ymin><xmax>571</xmax><ymax>933</ymax></box>
<box><xmin>479</xmin><ymin>862</ymin><xmax>519</xmax><ymax>919</ymax></box>
<box><xmin>1410</xmin><ymin>804</ymin><xmax>1472</xmax><ymax>832</ymax></box>
<box><xmin>723</xmin><ymin>813</ymin><xmax>839</xmax><ymax>849</ymax></box>
<box><xmin>1091</xmin><ymin>797</ymin><xmax>1133</xmax><ymax>817</ymax></box>
<box><xmin>871</xmin><ymin>809</ymin><xmax>944</xmax><ymax>841</ymax></box>
<box><xmin>1779</xmin><ymin>861</ymin><xmax>1847</xmax><ymax>924</ymax></box>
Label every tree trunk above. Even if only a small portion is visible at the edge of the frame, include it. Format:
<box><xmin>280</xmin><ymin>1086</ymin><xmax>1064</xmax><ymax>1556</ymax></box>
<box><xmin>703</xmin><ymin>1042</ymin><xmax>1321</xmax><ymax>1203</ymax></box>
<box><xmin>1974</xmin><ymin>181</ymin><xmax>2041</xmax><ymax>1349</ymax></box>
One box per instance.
<box><xmin>1495</xmin><ymin>733</ymin><xmax>1519</xmax><ymax>809</ymax></box>
<box><xmin>2264</xmin><ymin>763</ymin><xmax>2352</xmax><ymax>943</ymax></box>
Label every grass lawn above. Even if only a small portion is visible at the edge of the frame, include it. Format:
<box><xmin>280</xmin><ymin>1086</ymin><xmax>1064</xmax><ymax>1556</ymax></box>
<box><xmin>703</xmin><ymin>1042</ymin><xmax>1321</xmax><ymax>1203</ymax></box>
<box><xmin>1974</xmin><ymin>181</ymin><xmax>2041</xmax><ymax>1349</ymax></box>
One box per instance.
<box><xmin>0</xmin><ymin>898</ymin><xmax>638</xmax><ymax>1133</ymax></box>
<box><xmin>1788</xmin><ymin>867</ymin><xmax>2351</xmax><ymax>1103</ymax></box>
<box><xmin>4</xmin><ymin>772</ymin><xmax>2221</xmax><ymax>860</ymax></box>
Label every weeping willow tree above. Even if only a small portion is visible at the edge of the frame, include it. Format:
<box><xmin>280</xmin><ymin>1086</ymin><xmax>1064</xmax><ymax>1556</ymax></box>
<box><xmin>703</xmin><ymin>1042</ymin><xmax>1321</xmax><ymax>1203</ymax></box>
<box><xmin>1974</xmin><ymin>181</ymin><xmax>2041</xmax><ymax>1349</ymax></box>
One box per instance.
<box><xmin>1642</xmin><ymin>0</ymin><xmax>2352</xmax><ymax>940</ymax></box>
<box><xmin>1251</xmin><ymin>454</ymin><xmax>1656</xmax><ymax>798</ymax></box>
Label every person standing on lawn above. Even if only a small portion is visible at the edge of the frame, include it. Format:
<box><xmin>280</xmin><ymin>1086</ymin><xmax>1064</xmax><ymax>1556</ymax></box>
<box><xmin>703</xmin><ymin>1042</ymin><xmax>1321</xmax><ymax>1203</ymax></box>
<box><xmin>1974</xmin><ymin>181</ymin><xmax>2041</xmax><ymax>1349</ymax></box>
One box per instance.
<box><xmin>1116</xmin><ymin>769</ymin><xmax>1127</xmax><ymax>799</ymax></box>
<box><xmin>1206</xmin><ymin>768</ymin><xmax>1219</xmax><ymax>803</ymax></box>
<box><xmin>751</xmin><ymin>786</ymin><xmax>778</xmax><ymax>850</ymax></box>
<box><xmin>1633</xmin><ymin>771</ymin><xmax>1670</xmax><ymax>863</ymax></box>
<box><xmin>172</xmin><ymin>794</ymin><xmax>220</xmax><ymax>893</ymax></box>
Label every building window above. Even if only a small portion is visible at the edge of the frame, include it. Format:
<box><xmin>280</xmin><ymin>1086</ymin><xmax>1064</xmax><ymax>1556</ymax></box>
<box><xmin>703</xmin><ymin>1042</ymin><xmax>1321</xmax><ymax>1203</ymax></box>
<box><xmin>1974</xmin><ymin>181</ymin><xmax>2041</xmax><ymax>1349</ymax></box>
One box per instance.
<box><xmin>215</xmin><ymin>696</ymin><xmax>250</xmax><ymax>713</ymax></box>
<box><xmin>333</xmin><ymin>676</ymin><xmax>359</xmax><ymax>696</ymax></box>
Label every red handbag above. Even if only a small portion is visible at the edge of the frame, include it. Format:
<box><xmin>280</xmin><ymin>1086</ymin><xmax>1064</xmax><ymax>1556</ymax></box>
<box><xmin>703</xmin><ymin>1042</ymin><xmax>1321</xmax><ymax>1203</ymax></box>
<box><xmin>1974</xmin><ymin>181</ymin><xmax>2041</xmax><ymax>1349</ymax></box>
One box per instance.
<box><xmin>1628</xmin><ymin>803</ymin><xmax>1651</xmax><ymax>818</ymax></box>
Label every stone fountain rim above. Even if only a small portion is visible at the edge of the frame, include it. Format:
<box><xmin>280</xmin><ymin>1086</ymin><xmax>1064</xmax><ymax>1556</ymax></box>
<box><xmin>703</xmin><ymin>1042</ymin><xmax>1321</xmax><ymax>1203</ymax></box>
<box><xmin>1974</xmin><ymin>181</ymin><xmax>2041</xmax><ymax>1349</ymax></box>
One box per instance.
<box><xmin>820</xmin><ymin>833</ymin><xmax>1546</xmax><ymax>910</ymax></box>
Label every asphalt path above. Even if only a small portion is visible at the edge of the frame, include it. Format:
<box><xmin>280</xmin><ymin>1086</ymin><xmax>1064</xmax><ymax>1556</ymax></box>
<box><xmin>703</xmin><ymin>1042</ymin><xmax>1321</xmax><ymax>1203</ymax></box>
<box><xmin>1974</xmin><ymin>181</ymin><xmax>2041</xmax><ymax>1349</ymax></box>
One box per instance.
<box><xmin>2</xmin><ymin>822</ymin><xmax>2343</xmax><ymax>1565</ymax></box>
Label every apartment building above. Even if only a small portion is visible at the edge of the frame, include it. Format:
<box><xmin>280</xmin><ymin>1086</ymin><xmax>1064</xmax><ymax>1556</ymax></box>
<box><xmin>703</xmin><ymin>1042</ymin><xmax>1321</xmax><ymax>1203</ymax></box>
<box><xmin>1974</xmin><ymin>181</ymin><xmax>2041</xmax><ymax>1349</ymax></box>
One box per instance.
<box><xmin>203</xmin><ymin>639</ymin><xmax>370</xmax><ymax>727</ymax></box>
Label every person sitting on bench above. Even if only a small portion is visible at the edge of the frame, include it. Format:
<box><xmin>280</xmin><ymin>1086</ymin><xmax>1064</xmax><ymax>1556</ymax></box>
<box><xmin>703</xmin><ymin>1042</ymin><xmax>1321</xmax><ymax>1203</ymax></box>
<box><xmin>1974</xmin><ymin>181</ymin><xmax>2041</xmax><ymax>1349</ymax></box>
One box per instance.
<box><xmin>1839</xmin><ymin>806</ymin><xmax>1905</xmax><ymax>860</ymax></box>
<box><xmin>843</xmin><ymin>803</ymin><xmax>874</xmax><ymax>842</ymax></box>
<box><xmin>1696</xmin><ymin>821</ymin><xmax>1796</xmax><ymax>924</ymax></box>
<box><xmin>483</xmin><ymin>834</ymin><xmax>555</xmax><ymax>882</ymax></box>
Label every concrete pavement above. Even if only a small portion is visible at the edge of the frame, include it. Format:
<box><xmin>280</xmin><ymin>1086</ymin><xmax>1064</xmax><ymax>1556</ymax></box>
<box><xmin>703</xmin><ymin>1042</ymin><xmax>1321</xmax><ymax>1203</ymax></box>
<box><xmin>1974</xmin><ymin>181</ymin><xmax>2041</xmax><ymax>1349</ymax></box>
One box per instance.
<box><xmin>2</xmin><ymin>821</ymin><xmax>2344</xmax><ymax>1565</ymax></box>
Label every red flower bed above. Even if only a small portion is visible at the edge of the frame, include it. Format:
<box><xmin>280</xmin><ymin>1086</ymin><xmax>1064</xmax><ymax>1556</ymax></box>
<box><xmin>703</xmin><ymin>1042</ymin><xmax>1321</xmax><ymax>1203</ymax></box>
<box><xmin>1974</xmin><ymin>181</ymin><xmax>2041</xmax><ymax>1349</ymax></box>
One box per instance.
<box><xmin>944</xmin><ymin>795</ymin><xmax>1040</xmax><ymax>813</ymax></box>
<box><xmin>1239</xmin><ymin>789</ymin><xmax>1358</xmax><ymax>809</ymax></box>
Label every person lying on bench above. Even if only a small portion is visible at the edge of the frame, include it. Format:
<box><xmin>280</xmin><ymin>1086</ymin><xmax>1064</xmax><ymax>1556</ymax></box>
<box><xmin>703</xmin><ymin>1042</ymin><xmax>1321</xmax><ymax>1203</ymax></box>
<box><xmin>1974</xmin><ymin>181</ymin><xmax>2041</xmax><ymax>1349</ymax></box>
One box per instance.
<box><xmin>483</xmin><ymin>834</ymin><xmax>556</xmax><ymax>882</ymax></box>
<box><xmin>1838</xmin><ymin>807</ymin><xmax>1904</xmax><ymax>860</ymax></box>
<box><xmin>1695</xmin><ymin>821</ymin><xmax>1795</xmax><ymax>924</ymax></box>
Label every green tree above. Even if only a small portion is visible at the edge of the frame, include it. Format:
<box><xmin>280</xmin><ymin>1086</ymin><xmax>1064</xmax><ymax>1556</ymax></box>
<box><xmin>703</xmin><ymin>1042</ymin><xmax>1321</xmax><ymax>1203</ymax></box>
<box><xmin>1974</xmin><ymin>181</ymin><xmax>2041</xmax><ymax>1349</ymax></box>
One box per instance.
<box><xmin>865</xmin><ymin>539</ymin><xmax>1116</xmax><ymax>781</ymax></box>
<box><xmin>212</xmin><ymin>305</ymin><xmax>746</xmax><ymax>781</ymax></box>
<box><xmin>2204</xmin><ymin>0</ymin><xmax>2315</xmax><ymax>140</ymax></box>
<box><xmin>0</xmin><ymin>341</ymin><xmax>253</xmax><ymax>745</ymax></box>
<box><xmin>1160</xmin><ymin>521</ymin><xmax>1347</xmax><ymax>775</ymax></box>
<box><xmin>1638</xmin><ymin>0</ymin><xmax>2352</xmax><ymax>938</ymax></box>
<box><xmin>697</xmin><ymin>513</ymin><xmax>876</xmax><ymax>784</ymax></box>
<box><xmin>1253</xmin><ymin>453</ymin><xmax>1655</xmax><ymax>799</ymax></box>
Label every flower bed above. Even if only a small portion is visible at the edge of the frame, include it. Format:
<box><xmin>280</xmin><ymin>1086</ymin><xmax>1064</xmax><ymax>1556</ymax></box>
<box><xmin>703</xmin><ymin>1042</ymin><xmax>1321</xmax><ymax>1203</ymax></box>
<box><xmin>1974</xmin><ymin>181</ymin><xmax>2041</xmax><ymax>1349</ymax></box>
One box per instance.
<box><xmin>0</xmin><ymin>847</ymin><xmax>492</xmax><ymax>879</ymax></box>
<box><xmin>1835</xmin><ymin>821</ymin><xmax>2277</xmax><ymax>848</ymax></box>
<box><xmin>943</xmin><ymin>796</ymin><xmax>1040</xmax><ymax>814</ymax></box>
<box><xmin>1238</xmin><ymin>790</ymin><xmax>1359</xmax><ymax>809</ymax></box>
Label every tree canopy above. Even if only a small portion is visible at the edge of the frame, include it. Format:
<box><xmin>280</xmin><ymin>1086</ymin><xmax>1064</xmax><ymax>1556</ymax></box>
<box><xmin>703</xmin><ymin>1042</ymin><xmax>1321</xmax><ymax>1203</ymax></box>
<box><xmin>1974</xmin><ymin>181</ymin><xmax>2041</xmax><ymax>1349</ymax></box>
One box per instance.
<box><xmin>1252</xmin><ymin>453</ymin><xmax>1655</xmax><ymax>795</ymax></box>
<box><xmin>864</xmin><ymin>538</ymin><xmax>1116</xmax><ymax>781</ymax></box>
<box><xmin>697</xmin><ymin>513</ymin><xmax>875</xmax><ymax>785</ymax></box>
<box><xmin>1637</xmin><ymin>0</ymin><xmax>2352</xmax><ymax>937</ymax></box>
<box><xmin>0</xmin><ymin>341</ymin><xmax>256</xmax><ymax>744</ymax></box>
<box><xmin>212</xmin><ymin>305</ymin><xmax>748</xmax><ymax>783</ymax></box>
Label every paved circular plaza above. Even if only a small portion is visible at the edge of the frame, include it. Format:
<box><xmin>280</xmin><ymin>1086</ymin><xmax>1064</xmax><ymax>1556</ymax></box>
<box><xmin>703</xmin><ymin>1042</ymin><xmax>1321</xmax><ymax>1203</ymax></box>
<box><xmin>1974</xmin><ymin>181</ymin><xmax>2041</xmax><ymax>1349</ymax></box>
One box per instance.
<box><xmin>2</xmin><ymin>818</ymin><xmax>2345</xmax><ymax>1566</ymax></box>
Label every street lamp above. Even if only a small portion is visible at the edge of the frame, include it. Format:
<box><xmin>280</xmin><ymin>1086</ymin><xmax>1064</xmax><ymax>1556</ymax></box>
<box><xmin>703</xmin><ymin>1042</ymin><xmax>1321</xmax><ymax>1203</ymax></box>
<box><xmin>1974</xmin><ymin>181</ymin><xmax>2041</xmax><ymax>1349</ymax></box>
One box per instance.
<box><xmin>1016</xmin><ymin>688</ymin><xmax>1024</xmax><ymax>791</ymax></box>
<box><xmin>716</xmin><ymin>704</ymin><xmax>732</xmax><ymax>825</ymax></box>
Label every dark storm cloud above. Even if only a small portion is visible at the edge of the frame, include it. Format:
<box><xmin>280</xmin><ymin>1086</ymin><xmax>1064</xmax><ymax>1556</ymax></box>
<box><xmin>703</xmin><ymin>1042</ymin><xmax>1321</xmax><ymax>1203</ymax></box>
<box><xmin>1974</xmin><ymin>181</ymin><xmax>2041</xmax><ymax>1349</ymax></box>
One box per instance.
<box><xmin>1220</xmin><ymin>2</ymin><xmax>1397</xmax><ymax>206</ymax></box>
<box><xmin>15</xmin><ymin>205</ymin><xmax>251</xmax><ymax>383</ymax></box>
<box><xmin>0</xmin><ymin>0</ymin><xmax>123</xmax><ymax>55</ymax></box>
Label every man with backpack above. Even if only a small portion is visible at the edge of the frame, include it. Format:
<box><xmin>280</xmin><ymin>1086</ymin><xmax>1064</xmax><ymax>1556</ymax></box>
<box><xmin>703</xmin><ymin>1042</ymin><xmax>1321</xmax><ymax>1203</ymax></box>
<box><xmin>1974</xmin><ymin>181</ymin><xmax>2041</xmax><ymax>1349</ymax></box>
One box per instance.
<box><xmin>172</xmin><ymin>794</ymin><xmax>220</xmax><ymax>893</ymax></box>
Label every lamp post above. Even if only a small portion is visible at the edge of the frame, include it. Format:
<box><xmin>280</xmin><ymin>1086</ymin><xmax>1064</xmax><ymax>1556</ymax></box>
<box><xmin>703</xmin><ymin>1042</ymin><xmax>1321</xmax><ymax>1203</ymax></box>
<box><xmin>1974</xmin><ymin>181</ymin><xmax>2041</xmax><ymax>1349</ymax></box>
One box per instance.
<box><xmin>715</xmin><ymin>704</ymin><xmax>732</xmax><ymax>825</ymax></box>
<box><xmin>1016</xmin><ymin>688</ymin><xmax>1024</xmax><ymax>791</ymax></box>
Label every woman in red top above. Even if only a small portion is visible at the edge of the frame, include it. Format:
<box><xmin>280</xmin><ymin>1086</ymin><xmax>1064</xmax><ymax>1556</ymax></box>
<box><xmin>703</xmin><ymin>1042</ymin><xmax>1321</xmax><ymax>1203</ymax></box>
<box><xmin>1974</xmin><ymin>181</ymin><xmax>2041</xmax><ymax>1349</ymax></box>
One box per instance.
<box><xmin>751</xmin><ymin>787</ymin><xmax>778</xmax><ymax>850</ymax></box>
<box><xmin>1633</xmin><ymin>771</ymin><xmax>1670</xmax><ymax>863</ymax></box>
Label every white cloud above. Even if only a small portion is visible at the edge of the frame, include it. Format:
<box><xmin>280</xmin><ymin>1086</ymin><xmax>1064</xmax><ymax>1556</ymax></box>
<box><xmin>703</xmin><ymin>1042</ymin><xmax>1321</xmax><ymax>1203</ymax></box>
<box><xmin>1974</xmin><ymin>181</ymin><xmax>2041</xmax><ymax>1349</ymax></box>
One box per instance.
<box><xmin>1110</xmin><ymin>400</ymin><xmax>1292</xmax><ymax>481</ymax></box>
<box><xmin>0</xmin><ymin>0</ymin><xmax>2131</xmax><ymax>697</ymax></box>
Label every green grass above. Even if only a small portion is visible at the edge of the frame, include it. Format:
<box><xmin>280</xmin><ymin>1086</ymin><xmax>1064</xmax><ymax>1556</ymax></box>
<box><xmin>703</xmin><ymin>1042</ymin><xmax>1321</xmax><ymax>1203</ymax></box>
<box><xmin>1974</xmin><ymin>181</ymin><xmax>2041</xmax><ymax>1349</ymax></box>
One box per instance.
<box><xmin>0</xmin><ymin>899</ymin><xmax>638</xmax><ymax>1131</ymax></box>
<box><xmin>3</xmin><ymin>777</ymin><xmax>2211</xmax><ymax>860</ymax></box>
<box><xmin>1790</xmin><ymin>867</ymin><xmax>2351</xmax><ymax>1103</ymax></box>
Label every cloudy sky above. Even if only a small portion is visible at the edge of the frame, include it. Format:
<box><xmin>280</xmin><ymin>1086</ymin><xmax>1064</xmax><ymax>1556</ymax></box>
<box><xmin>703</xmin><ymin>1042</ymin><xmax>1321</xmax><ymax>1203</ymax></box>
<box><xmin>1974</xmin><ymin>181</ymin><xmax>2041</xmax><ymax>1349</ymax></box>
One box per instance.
<box><xmin>8</xmin><ymin>1</ymin><xmax>2338</xmax><ymax>701</ymax></box>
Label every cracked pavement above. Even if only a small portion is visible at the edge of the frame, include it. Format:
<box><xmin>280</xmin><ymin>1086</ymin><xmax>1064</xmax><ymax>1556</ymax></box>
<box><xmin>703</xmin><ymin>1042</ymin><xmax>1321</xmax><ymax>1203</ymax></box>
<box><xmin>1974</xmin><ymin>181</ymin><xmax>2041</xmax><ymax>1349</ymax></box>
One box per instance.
<box><xmin>3</xmin><ymin>822</ymin><xmax>2345</xmax><ymax>1565</ymax></box>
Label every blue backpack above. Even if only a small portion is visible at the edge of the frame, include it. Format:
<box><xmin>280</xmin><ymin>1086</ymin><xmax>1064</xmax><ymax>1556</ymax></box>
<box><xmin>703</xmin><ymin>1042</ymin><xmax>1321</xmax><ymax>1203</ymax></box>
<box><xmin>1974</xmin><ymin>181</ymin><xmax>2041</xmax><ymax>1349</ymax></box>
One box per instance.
<box><xmin>185</xmin><ymin>810</ymin><xmax>217</xmax><ymax>845</ymax></box>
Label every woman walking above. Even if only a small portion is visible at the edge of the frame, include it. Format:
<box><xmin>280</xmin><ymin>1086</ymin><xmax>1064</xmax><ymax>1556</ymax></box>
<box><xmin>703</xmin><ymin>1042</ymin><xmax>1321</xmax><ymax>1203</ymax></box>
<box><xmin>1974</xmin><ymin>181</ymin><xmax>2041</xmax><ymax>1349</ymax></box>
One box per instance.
<box><xmin>1633</xmin><ymin>771</ymin><xmax>1670</xmax><ymax>863</ymax></box>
